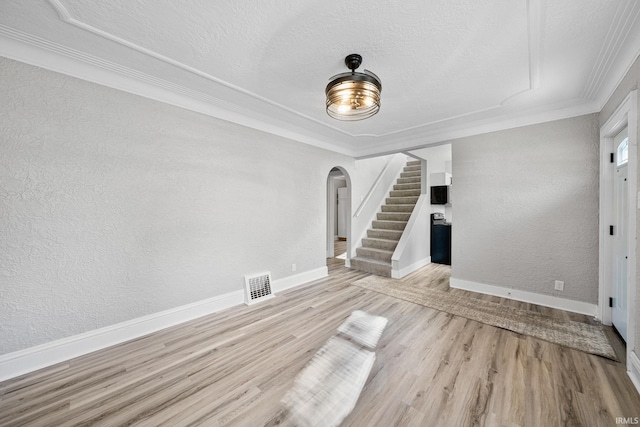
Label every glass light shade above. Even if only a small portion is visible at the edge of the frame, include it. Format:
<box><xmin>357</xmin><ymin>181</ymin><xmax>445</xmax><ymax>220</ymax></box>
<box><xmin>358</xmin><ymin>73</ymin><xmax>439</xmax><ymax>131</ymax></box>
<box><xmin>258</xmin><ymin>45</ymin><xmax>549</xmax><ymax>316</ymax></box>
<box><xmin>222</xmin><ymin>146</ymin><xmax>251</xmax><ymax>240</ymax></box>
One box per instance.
<box><xmin>325</xmin><ymin>72</ymin><xmax>381</xmax><ymax>121</ymax></box>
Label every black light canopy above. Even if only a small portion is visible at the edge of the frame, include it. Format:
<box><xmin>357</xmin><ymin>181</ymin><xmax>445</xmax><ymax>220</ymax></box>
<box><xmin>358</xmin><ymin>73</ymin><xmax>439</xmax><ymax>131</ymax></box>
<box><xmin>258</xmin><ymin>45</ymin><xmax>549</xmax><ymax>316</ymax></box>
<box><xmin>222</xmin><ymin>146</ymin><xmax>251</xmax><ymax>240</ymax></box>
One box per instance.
<box><xmin>325</xmin><ymin>54</ymin><xmax>382</xmax><ymax>121</ymax></box>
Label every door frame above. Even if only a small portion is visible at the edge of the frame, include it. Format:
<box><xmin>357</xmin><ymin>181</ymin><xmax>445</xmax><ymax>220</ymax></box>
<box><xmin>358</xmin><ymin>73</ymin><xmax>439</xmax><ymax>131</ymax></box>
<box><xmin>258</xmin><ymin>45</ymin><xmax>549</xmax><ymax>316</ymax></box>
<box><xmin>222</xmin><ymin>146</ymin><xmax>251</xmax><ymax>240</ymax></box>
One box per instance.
<box><xmin>599</xmin><ymin>90</ymin><xmax>637</xmax><ymax>362</ymax></box>
<box><xmin>326</xmin><ymin>167</ymin><xmax>352</xmax><ymax>262</ymax></box>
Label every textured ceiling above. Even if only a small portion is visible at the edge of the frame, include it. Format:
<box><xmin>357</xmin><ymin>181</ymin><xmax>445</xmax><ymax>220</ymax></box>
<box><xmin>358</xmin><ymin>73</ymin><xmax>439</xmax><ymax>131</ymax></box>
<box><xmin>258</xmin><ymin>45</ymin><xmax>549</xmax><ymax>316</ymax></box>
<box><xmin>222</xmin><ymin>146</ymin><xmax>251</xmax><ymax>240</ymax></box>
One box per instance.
<box><xmin>1</xmin><ymin>0</ymin><xmax>640</xmax><ymax>157</ymax></box>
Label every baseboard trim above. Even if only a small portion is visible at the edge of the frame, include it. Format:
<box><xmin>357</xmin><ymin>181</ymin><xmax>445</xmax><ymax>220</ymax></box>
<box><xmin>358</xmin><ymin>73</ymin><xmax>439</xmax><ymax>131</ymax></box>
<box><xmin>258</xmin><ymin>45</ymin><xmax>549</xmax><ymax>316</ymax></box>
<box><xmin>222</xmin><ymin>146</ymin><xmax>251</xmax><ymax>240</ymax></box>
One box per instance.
<box><xmin>629</xmin><ymin>350</ymin><xmax>640</xmax><ymax>396</ymax></box>
<box><xmin>391</xmin><ymin>257</ymin><xmax>431</xmax><ymax>279</ymax></box>
<box><xmin>271</xmin><ymin>267</ymin><xmax>328</xmax><ymax>293</ymax></box>
<box><xmin>0</xmin><ymin>289</ymin><xmax>244</xmax><ymax>382</ymax></box>
<box><xmin>0</xmin><ymin>267</ymin><xmax>327</xmax><ymax>382</ymax></box>
<box><xmin>450</xmin><ymin>278</ymin><xmax>598</xmax><ymax>316</ymax></box>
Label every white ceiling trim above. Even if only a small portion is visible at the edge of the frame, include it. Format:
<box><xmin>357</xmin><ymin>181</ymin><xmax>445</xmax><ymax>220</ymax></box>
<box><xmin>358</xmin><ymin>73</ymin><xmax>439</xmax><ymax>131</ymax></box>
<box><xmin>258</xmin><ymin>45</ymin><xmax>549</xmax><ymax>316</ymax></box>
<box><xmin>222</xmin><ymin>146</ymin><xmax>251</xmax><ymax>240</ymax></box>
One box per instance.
<box><xmin>0</xmin><ymin>25</ymin><xmax>355</xmax><ymax>157</ymax></box>
<box><xmin>45</xmin><ymin>0</ymin><xmax>356</xmax><ymax>138</ymax></box>
<box><xmin>361</xmin><ymin>104</ymin><xmax>503</xmax><ymax>139</ymax></box>
<box><xmin>0</xmin><ymin>22</ymin><xmax>602</xmax><ymax>160</ymax></box>
<box><xmin>44</xmin><ymin>0</ymin><xmax>545</xmax><ymax>140</ymax></box>
<box><xmin>2</xmin><ymin>0</ymin><xmax>638</xmax><ymax>159</ymax></box>
<box><xmin>344</xmin><ymin>0</ymin><xmax>544</xmax><ymax>138</ymax></box>
<box><xmin>583</xmin><ymin>0</ymin><xmax>640</xmax><ymax>104</ymax></box>
<box><xmin>352</xmin><ymin>99</ymin><xmax>600</xmax><ymax>158</ymax></box>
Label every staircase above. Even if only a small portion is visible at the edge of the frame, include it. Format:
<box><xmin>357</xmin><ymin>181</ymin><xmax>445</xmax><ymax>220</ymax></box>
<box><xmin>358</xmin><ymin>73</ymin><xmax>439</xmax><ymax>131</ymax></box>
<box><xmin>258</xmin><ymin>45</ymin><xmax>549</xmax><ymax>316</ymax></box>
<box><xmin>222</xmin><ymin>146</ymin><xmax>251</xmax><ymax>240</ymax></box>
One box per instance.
<box><xmin>351</xmin><ymin>160</ymin><xmax>422</xmax><ymax>277</ymax></box>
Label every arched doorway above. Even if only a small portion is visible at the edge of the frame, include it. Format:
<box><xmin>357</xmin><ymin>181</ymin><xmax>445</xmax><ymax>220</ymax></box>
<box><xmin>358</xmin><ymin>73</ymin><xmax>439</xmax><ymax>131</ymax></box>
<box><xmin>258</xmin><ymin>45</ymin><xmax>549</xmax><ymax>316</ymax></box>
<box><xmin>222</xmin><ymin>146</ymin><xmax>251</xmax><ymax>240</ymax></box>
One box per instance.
<box><xmin>326</xmin><ymin>167</ymin><xmax>351</xmax><ymax>265</ymax></box>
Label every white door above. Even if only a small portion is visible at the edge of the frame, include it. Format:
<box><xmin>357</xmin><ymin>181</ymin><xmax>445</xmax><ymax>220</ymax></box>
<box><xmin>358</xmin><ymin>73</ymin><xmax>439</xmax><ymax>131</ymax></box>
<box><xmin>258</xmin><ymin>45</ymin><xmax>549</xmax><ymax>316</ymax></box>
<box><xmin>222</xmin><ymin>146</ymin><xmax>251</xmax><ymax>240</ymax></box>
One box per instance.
<box><xmin>612</xmin><ymin>127</ymin><xmax>629</xmax><ymax>341</ymax></box>
<box><xmin>337</xmin><ymin>187</ymin><xmax>348</xmax><ymax>239</ymax></box>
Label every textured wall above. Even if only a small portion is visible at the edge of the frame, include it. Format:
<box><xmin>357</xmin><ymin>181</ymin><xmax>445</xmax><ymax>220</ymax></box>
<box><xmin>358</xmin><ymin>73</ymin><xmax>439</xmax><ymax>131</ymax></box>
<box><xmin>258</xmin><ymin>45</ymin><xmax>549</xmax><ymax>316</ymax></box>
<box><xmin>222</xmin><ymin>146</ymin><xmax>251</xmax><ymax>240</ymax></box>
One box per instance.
<box><xmin>409</xmin><ymin>144</ymin><xmax>453</xmax><ymax>221</ymax></box>
<box><xmin>351</xmin><ymin>156</ymin><xmax>394</xmax><ymax>210</ymax></box>
<box><xmin>0</xmin><ymin>58</ymin><xmax>353</xmax><ymax>354</ymax></box>
<box><xmin>600</xmin><ymin>55</ymin><xmax>640</xmax><ymax>353</ymax></box>
<box><xmin>451</xmin><ymin>114</ymin><xmax>600</xmax><ymax>303</ymax></box>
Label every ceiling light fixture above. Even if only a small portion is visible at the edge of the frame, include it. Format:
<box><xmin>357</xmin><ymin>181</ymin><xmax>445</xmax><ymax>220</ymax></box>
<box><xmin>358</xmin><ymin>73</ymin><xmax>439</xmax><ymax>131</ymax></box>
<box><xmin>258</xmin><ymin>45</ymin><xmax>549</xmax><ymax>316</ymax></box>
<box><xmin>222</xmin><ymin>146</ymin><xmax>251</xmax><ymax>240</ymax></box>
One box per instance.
<box><xmin>325</xmin><ymin>54</ymin><xmax>382</xmax><ymax>121</ymax></box>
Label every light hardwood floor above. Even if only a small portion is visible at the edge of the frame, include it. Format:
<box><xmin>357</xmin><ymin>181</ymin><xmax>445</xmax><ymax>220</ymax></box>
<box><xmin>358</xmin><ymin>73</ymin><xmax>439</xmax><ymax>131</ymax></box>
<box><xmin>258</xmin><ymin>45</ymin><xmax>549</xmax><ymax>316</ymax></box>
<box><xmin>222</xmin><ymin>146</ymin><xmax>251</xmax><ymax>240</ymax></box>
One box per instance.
<box><xmin>1</xmin><ymin>242</ymin><xmax>639</xmax><ymax>426</ymax></box>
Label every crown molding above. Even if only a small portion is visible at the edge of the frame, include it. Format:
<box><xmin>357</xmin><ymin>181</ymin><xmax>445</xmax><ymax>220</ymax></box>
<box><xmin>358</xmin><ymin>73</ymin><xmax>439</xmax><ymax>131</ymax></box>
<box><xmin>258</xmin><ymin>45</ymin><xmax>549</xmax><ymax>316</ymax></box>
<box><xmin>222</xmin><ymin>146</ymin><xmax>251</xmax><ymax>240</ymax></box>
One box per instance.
<box><xmin>0</xmin><ymin>24</ymin><xmax>600</xmax><ymax>161</ymax></box>
<box><xmin>582</xmin><ymin>1</ymin><xmax>640</xmax><ymax>108</ymax></box>
<box><xmin>2</xmin><ymin>0</ymin><xmax>638</xmax><ymax>158</ymax></box>
<box><xmin>45</xmin><ymin>0</ymin><xmax>356</xmax><ymax>139</ymax></box>
<box><xmin>43</xmin><ymin>0</ymin><xmax>541</xmax><ymax>140</ymax></box>
<box><xmin>352</xmin><ymin>99</ymin><xmax>600</xmax><ymax>158</ymax></box>
<box><xmin>330</xmin><ymin>0</ymin><xmax>543</xmax><ymax>139</ymax></box>
<box><xmin>0</xmin><ymin>22</ymin><xmax>607</xmax><ymax>161</ymax></box>
<box><xmin>0</xmin><ymin>26</ymin><xmax>355</xmax><ymax>157</ymax></box>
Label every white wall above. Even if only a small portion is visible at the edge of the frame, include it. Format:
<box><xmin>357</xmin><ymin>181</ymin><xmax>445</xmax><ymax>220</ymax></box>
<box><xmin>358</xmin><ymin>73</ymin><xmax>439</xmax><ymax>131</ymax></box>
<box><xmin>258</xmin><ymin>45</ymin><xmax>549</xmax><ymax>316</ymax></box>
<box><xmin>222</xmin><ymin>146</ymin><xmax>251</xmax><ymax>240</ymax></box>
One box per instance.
<box><xmin>450</xmin><ymin>114</ymin><xmax>600</xmax><ymax>304</ymax></box>
<box><xmin>391</xmin><ymin>195</ymin><xmax>431</xmax><ymax>278</ymax></box>
<box><xmin>0</xmin><ymin>57</ymin><xmax>354</xmax><ymax>355</ymax></box>
<box><xmin>600</xmin><ymin>54</ymin><xmax>640</xmax><ymax>356</ymax></box>
<box><xmin>351</xmin><ymin>155</ymin><xmax>394</xmax><ymax>213</ymax></box>
<box><xmin>410</xmin><ymin>144</ymin><xmax>452</xmax><ymax>221</ymax></box>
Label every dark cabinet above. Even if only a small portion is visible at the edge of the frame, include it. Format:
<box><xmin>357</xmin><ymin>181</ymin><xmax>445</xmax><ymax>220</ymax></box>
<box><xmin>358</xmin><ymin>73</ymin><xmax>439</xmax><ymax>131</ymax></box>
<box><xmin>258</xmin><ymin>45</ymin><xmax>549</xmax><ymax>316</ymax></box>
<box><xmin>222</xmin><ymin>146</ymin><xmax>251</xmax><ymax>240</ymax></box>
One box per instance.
<box><xmin>431</xmin><ymin>223</ymin><xmax>451</xmax><ymax>265</ymax></box>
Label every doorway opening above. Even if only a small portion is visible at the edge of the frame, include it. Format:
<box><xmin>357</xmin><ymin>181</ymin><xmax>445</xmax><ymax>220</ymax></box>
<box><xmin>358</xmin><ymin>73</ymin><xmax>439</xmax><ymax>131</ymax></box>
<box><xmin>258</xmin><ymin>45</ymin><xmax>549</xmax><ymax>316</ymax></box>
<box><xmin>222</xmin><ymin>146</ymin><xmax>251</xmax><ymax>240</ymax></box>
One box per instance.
<box><xmin>327</xmin><ymin>167</ymin><xmax>351</xmax><ymax>265</ymax></box>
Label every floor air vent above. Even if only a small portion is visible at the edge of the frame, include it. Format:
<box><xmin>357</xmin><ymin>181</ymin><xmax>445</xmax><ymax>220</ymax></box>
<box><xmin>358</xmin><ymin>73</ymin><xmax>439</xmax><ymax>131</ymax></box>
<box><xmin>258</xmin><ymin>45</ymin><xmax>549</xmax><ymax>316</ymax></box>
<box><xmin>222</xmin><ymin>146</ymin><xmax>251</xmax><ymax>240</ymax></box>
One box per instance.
<box><xmin>244</xmin><ymin>272</ymin><xmax>274</xmax><ymax>305</ymax></box>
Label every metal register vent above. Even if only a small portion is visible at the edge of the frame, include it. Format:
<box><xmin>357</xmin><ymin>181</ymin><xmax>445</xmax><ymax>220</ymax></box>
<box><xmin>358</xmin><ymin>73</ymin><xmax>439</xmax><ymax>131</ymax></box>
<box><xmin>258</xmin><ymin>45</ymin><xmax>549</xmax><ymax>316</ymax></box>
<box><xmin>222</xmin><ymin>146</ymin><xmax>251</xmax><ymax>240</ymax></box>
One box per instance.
<box><xmin>244</xmin><ymin>272</ymin><xmax>274</xmax><ymax>305</ymax></box>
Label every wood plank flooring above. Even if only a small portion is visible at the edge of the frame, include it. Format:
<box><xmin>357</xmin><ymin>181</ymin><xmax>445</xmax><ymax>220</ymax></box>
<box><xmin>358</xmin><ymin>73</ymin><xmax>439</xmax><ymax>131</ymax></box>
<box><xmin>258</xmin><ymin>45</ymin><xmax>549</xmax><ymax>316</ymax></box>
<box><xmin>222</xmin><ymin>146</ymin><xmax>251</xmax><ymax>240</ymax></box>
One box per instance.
<box><xmin>1</xmin><ymin>243</ymin><xmax>639</xmax><ymax>426</ymax></box>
